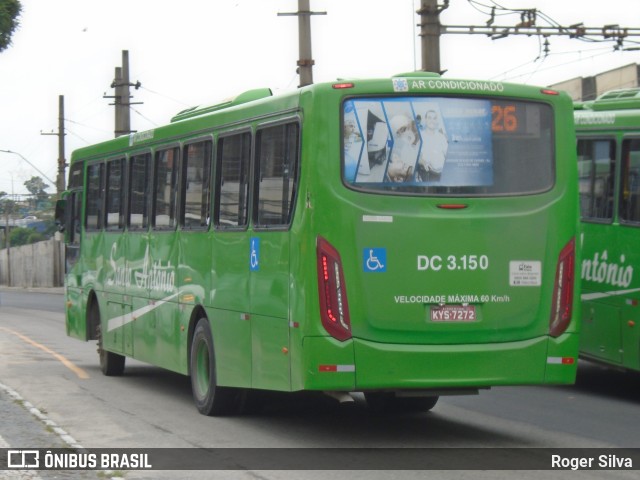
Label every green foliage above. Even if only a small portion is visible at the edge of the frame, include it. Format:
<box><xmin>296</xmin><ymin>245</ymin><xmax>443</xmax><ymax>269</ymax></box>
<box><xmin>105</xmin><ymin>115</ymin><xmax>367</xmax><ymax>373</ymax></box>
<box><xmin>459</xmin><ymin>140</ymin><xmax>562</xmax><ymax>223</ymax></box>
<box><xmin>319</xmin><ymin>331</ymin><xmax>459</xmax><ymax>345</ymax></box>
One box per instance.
<box><xmin>0</xmin><ymin>0</ymin><xmax>21</xmax><ymax>52</ymax></box>
<box><xmin>8</xmin><ymin>226</ymin><xmax>45</xmax><ymax>247</ymax></box>
<box><xmin>0</xmin><ymin>193</ymin><xmax>14</xmax><ymax>216</ymax></box>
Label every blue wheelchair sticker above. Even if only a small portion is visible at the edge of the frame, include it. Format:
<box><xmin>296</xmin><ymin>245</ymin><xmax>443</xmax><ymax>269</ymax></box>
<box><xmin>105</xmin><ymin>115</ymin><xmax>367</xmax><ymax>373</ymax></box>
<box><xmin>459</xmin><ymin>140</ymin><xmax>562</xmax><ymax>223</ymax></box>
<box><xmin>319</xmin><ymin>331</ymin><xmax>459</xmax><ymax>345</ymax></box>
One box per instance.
<box><xmin>363</xmin><ymin>248</ymin><xmax>387</xmax><ymax>273</ymax></box>
<box><xmin>250</xmin><ymin>237</ymin><xmax>260</xmax><ymax>271</ymax></box>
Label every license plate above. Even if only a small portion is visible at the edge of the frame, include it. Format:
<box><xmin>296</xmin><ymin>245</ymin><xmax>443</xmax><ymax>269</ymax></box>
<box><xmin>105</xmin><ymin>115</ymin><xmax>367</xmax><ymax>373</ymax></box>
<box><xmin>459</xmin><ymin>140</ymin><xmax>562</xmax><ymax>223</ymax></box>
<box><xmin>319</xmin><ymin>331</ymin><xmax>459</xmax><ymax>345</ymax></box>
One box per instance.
<box><xmin>431</xmin><ymin>305</ymin><xmax>476</xmax><ymax>322</ymax></box>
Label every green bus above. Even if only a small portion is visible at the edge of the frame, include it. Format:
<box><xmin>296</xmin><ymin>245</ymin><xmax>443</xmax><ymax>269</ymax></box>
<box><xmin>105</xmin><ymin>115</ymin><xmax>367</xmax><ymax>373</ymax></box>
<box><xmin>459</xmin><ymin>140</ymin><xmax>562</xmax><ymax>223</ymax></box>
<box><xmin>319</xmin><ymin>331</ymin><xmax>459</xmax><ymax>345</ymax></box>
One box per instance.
<box><xmin>575</xmin><ymin>88</ymin><xmax>640</xmax><ymax>373</ymax></box>
<box><xmin>57</xmin><ymin>72</ymin><xmax>580</xmax><ymax>416</ymax></box>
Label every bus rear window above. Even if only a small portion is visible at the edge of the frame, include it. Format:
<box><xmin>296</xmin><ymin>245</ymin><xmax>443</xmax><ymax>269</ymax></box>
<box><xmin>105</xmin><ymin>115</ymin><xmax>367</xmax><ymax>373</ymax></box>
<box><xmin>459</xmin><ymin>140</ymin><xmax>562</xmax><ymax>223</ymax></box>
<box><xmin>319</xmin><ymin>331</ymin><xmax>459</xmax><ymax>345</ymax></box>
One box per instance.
<box><xmin>342</xmin><ymin>96</ymin><xmax>554</xmax><ymax>196</ymax></box>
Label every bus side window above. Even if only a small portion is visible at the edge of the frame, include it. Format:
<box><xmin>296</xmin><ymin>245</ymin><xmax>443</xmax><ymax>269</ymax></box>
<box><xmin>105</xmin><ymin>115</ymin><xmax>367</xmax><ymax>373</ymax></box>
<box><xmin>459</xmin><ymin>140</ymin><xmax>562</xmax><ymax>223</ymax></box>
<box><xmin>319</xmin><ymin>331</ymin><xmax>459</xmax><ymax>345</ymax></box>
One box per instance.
<box><xmin>620</xmin><ymin>139</ymin><xmax>640</xmax><ymax>224</ymax></box>
<box><xmin>153</xmin><ymin>147</ymin><xmax>180</xmax><ymax>229</ymax></box>
<box><xmin>105</xmin><ymin>158</ymin><xmax>125</xmax><ymax>231</ymax></box>
<box><xmin>85</xmin><ymin>162</ymin><xmax>104</xmax><ymax>231</ymax></box>
<box><xmin>577</xmin><ymin>138</ymin><xmax>616</xmax><ymax>221</ymax></box>
<box><xmin>65</xmin><ymin>191</ymin><xmax>82</xmax><ymax>271</ymax></box>
<box><xmin>182</xmin><ymin>140</ymin><xmax>212</xmax><ymax>229</ymax></box>
<box><xmin>215</xmin><ymin>132</ymin><xmax>251</xmax><ymax>228</ymax></box>
<box><xmin>129</xmin><ymin>153</ymin><xmax>150</xmax><ymax>229</ymax></box>
<box><xmin>254</xmin><ymin>122</ymin><xmax>300</xmax><ymax>227</ymax></box>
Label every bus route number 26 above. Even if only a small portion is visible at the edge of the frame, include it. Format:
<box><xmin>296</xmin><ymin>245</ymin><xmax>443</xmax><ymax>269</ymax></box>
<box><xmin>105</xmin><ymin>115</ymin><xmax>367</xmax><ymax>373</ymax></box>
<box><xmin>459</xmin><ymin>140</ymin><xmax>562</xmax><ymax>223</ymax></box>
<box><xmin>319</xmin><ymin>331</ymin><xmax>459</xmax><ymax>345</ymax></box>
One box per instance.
<box><xmin>417</xmin><ymin>255</ymin><xmax>489</xmax><ymax>271</ymax></box>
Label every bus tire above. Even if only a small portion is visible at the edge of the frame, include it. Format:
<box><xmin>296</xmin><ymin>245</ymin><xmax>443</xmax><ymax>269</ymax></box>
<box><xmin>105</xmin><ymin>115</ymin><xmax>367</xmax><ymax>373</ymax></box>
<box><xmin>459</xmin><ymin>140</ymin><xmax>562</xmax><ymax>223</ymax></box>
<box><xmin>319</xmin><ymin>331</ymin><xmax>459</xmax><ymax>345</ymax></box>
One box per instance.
<box><xmin>190</xmin><ymin>318</ymin><xmax>239</xmax><ymax>416</ymax></box>
<box><xmin>95</xmin><ymin>312</ymin><xmax>125</xmax><ymax>376</ymax></box>
<box><xmin>365</xmin><ymin>392</ymin><xmax>439</xmax><ymax>413</ymax></box>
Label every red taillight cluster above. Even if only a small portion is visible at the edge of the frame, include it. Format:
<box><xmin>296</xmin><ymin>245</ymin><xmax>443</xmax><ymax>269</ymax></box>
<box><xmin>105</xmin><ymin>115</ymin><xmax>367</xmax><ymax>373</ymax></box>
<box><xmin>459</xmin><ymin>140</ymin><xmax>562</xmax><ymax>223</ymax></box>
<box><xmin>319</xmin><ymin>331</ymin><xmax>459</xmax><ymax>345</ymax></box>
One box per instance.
<box><xmin>549</xmin><ymin>238</ymin><xmax>576</xmax><ymax>337</ymax></box>
<box><xmin>316</xmin><ymin>237</ymin><xmax>351</xmax><ymax>341</ymax></box>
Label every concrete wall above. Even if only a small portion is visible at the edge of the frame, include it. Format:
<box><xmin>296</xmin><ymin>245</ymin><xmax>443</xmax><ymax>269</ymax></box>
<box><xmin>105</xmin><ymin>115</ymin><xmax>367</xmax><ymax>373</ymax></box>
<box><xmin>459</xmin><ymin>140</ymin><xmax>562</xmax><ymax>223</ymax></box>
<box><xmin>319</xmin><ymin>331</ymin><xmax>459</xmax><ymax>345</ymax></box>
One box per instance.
<box><xmin>0</xmin><ymin>239</ymin><xmax>64</xmax><ymax>287</ymax></box>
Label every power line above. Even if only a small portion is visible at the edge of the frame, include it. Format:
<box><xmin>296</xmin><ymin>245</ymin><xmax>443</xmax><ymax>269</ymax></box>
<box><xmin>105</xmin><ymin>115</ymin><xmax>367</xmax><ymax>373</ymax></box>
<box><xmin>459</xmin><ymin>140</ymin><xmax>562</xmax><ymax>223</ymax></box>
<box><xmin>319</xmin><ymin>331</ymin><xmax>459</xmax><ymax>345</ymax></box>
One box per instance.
<box><xmin>418</xmin><ymin>0</ymin><xmax>640</xmax><ymax>73</ymax></box>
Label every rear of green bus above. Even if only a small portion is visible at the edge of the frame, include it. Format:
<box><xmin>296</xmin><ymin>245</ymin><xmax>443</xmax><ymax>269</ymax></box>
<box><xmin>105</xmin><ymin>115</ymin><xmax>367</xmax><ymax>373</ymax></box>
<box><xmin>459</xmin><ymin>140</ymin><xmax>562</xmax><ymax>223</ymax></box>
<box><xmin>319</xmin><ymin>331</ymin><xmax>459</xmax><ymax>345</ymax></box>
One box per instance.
<box><xmin>295</xmin><ymin>74</ymin><xmax>580</xmax><ymax>402</ymax></box>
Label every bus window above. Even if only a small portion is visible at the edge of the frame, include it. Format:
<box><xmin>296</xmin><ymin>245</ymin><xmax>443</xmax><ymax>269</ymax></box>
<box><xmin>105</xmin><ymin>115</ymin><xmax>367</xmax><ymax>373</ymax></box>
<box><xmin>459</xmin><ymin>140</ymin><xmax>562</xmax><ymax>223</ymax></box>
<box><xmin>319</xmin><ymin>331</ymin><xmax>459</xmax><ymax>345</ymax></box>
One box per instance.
<box><xmin>577</xmin><ymin>139</ymin><xmax>616</xmax><ymax>221</ymax></box>
<box><xmin>182</xmin><ymin>140</ymin><xmax>212</xmax><ymax>229</ymax></box>
<box><xmin>154</xmin><ymin>147</ymin><xmax>179</xmax><ymax>229</ymax></box>
<box><xmin>620</xmin><ymin>138</ymin><xmax>640</xmax><ymax>224</ymax></box>
<box><xmin>255</xmin><ymin>122</ymin><xmax>300</xmax><ymax>227</ymax></box>
<box><xmin>342</xmin><ymin>97</ymin><xmax>554</xmax><ymax>196</ymax></box>
<box><xmin>85</xmin><ymin>162</ymin><xmax>104</xmax><ymax>231</ymax></box>
<box><xmin>215</xmin><ymin>132</ymin><xmax>251</xmax><ymax>228</ymax></box>
<box><xmin>105</xmin><ymin>158</ymin><xmax>125</xmax><ymax>230</ymax></box>
<box><xmin>129</xmin><ymin>153</ymin><xmax>150</xmax><ymax>229</ymax></box>
<box><xmin>65</xmin><ymin>191</ymin><xmax>82</xmax><ymax>270</ymax></box>
<box><xmin>68</xmin><ymin>161</ymin><xmax>83</xmax><ymax>189</ymax></box>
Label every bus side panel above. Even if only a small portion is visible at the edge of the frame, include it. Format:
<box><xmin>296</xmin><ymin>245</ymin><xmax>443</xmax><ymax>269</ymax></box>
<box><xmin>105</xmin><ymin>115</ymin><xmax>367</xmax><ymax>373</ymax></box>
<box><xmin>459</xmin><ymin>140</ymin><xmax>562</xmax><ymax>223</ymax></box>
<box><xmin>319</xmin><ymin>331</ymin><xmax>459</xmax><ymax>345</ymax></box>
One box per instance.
<box><xmin>581</xmin><ymin>299</ymin><xmax>623</xmax><ymax>364</ymax></box>
<box><xmin>65</xmin><ymin>286</ymin><xmax>85</xmax><ymax>340</ymax></box>
<box><xmin>249</xmin><ymin>232</ymin><xmax>291</xmax><ymax>390</ymax></box>
<box><xmin>618</xmin><ymin>223</ymin><xmax>640</xmax><ymax>371</ymax></box>
<box><xmin>580</xmin><ymin>221</ymin><xmax>639</xmax><ymax>370</ymax></box>
<box><xmin>81</xmin><ymin>231</ymin><xmax>104</xmax><ymax>337</ymax></box>
<box><xmin>147</xmin><ymin>231</ymin><xmax>180</xmax><ymax>368</ymax></box>
<box><xmin>209</xmin><ymin>233</ymin><xmax>252</xmax><ymax>388</ymax></box>
<box><xmin>251</xmin><ymin>314</ymin><xmax>290</xmax><ymax>390</ymax></box>
<box><xmin>174</xmin><ymin>230</ymin><xmax>211</xmax><ymax>375</ymax></box>
<box><xmin>104</xmin><ymin>293</ymin><xmax>126</xmax><ymax>355</ymax></box>
<box><xmin>127</xmin><ymin>233</ymin><xmax>154</xmax><ymax>364</ymax></box>
<box><xmin>621</xmin><ymin>300</ymin><xmax>640</xmax><ymax>371</ymax></box>
<box><xmin>102</xmin><ymin>231</ymin><xmax>131</xmax><ymax>356</ymax></box>
<box><xmin>209</xmin><ymin>309</ymin><xmax>252</xmax><ymax>388</ymax></box>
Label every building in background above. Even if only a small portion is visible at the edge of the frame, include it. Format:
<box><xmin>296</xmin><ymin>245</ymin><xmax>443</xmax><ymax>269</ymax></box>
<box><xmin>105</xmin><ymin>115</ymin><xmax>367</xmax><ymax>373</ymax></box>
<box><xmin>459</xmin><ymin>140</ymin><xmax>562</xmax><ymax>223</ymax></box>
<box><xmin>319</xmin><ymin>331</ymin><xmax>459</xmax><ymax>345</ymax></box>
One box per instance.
<box><xmin>550</xmin><ymin>63</ymin><xmax>640</xmax><ymax>101</ymax></box>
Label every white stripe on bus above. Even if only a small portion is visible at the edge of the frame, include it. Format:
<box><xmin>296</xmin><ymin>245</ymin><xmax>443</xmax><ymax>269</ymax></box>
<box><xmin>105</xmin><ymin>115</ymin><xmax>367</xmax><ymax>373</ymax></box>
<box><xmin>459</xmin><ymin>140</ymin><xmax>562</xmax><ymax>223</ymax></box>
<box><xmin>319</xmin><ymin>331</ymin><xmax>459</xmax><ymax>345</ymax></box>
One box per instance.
<box><xmin>107</xmin><ymin>292</ymin><xmax>180</xmax><ymax>332</ymax></box>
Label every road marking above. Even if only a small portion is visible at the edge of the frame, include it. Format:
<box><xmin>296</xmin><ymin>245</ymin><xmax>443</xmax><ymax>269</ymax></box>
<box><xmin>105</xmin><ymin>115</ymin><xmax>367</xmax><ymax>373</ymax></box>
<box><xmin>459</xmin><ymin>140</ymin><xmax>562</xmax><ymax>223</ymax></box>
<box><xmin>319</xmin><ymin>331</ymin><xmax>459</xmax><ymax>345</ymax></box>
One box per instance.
<box><xmin>0</xmin><ymin>381</ymin><xmax>84</xmax><ymax>450</ymax></box>
<box><xmin>0</xmin><ymin>327</ymin><xmax>89</xmax><ymax>379</ymax></box>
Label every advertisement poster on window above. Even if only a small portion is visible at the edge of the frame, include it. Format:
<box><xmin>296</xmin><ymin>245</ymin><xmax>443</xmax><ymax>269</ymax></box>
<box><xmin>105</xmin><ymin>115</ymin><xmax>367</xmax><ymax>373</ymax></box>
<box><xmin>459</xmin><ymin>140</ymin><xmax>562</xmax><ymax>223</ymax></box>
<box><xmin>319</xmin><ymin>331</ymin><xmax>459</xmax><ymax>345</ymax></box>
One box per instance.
<box><xmin>343</xmin><ymin>97</ymin><xmax>494</xmax><ymax>188</ymax></box>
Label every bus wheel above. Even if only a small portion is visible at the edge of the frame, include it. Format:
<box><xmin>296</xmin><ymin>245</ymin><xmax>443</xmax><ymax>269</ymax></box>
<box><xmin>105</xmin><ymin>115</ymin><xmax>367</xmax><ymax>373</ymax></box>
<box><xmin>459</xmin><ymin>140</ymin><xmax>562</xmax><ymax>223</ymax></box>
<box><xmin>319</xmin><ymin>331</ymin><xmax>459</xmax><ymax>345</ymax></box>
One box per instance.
<box><xmin>190</xmin><ymin>318</ymin><xmax>239</xmax><ymax>416</ymax></box>
<box><xmin>96</xmin><ymin>321</ymin><xmax>125</xmax><ymax>376</ymax></box>
<box><xmin>365</xmin><ymin>393</ymin><xmax>439</xmax><ymax>413</ymax></box>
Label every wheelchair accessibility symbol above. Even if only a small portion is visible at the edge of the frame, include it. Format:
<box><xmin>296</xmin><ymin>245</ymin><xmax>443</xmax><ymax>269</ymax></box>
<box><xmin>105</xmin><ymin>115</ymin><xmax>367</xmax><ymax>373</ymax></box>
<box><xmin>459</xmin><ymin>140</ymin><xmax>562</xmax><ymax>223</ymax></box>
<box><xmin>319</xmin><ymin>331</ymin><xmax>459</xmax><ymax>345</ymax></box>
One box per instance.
<box><xmin>250</xmin><ymin>237</ymin><xmax>260</xmax><ymax>271</ymax></box>
<box><xmin>363</xmin><ymin>248</ymin><xmax>386</xmax><ymax>273</ymax></box>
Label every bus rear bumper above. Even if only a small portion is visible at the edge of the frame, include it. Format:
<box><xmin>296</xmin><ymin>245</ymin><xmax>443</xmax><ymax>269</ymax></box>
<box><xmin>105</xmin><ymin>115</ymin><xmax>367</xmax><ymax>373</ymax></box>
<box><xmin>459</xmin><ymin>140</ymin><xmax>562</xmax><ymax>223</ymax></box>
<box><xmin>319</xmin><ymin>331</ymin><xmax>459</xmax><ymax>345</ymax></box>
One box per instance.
<box><xmin>300</xmin><ymin>333</ymin><xmax>579</xmax><ymax>391</ymax></box>
<box><xmin>353</xmin><ymin>333</ymin><xmax>579</xmax><ymax>389</ymax></box>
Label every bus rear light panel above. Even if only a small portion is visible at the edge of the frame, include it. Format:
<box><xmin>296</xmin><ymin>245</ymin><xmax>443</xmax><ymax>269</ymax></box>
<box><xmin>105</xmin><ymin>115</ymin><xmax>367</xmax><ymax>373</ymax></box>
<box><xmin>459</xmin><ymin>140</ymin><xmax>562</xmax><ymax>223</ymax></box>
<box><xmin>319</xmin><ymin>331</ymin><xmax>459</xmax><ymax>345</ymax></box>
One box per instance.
<box><xmin>316</xmin><ymin>237</ymin><xmax>352</xmax><ymax>341</ymax></box>
<box><xmin>549</xmin><ymin>238</ymin><xmax>576</xmax><ymax>337</ymax></box>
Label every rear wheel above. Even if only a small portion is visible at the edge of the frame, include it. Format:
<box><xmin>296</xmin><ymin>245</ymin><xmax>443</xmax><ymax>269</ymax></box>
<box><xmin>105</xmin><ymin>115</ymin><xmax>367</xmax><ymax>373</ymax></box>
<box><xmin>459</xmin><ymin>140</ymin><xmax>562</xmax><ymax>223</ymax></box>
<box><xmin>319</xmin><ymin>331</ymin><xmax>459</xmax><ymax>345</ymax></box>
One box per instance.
<box><xmin>94</xmin><ymin>305</ymin><xmax>125</xmax><ymax>376</ymax></box>
<box><xmin>190</xmin><ymin>318</ymin><xmax>240</xmax><ymax>416</ymax></box>
<box><xmin>365</xmin><ymin>392</ymin><xmax>439</xmax><ymax>413</ymax></box>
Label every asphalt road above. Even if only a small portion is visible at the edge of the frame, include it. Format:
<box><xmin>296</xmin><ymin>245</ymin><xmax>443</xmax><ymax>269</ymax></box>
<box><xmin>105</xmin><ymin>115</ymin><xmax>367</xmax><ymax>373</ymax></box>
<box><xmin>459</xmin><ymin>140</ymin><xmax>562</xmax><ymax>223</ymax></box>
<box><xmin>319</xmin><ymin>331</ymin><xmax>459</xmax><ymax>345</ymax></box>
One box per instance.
<box><xmin>0</xmin><ymin>289</ymin><xmax>638</xmax><ymax>479</ymax></box>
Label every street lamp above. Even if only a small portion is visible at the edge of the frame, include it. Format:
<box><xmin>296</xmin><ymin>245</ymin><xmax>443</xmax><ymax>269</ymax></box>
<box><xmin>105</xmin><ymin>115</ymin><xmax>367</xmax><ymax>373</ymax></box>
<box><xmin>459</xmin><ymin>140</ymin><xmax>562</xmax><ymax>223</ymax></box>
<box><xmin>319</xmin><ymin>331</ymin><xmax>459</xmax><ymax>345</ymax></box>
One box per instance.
<box><xmin>0</xmin><ymin>149</ymin><xmax>56</xmax><ymax>187</ymax></box>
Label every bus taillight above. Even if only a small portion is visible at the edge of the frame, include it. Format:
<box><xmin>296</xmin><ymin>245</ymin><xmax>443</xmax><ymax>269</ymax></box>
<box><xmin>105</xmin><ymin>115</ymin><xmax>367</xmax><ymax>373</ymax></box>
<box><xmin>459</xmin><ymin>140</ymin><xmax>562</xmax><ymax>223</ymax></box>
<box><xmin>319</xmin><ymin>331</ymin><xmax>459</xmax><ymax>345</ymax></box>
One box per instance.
<box><xmin>316</xmin><ymin>237</ymin><xmax>352</xmax><ymax>341</ymax></box>
<box><xmin>549</xmin><ymin>238</ymin><xmax>576</xmax><ymax>337</ymax></box>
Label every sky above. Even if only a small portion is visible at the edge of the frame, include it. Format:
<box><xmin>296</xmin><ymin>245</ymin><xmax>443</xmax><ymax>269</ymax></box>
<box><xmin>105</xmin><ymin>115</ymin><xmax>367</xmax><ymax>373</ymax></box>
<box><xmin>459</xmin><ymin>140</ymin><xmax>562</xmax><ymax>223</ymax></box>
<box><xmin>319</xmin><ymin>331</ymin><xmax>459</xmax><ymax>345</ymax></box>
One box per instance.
<box><xmin>1</xmin><ymin>0</ymin><xmax>639</xmax><ymax>196</ymax></box>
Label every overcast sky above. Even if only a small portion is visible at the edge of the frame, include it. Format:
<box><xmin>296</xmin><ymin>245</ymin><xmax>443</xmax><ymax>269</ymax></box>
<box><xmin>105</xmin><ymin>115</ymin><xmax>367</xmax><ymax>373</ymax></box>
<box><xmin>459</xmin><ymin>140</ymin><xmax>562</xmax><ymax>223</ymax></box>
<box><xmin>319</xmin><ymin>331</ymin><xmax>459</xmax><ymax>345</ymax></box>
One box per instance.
<box><xmin>1</xmin><ymin>0</ymin><xmax>639</xmax><ymax>196</ymax></box>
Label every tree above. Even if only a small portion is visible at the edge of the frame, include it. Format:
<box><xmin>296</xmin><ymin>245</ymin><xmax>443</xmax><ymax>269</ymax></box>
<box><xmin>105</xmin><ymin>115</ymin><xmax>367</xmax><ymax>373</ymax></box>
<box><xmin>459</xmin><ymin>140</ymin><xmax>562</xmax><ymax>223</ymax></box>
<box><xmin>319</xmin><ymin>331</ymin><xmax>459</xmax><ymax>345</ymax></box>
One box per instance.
<box><xmin>24</xmin><ymin>176</ymin><xmax>49</xmax><ymax>208</ymax></box>
<box><xmin>0</xmin><ymin>0</ymin><xmax>21</xmax><ymax>52</ymax></box>
<box><xmin>0</xmin><ymin>190</ymin><xmax>14</xmax><ymax>216</ymax></box>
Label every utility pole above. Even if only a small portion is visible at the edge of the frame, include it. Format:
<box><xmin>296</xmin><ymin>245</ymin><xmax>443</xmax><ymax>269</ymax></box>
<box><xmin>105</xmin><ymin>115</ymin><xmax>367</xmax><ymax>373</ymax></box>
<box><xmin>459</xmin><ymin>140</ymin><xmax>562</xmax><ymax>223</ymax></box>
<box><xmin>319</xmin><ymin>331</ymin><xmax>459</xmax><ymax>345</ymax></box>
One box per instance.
<box><xmin>104</xmin><ymin>50</ymin><xmax>142</xmax><ymax>137</ymax></box>
<box><xmin>41</xmin><ymin>95</ymin><xmax>66</xmax><ymax>193</ymax></box>
<box><xmin>418</xmin><ymin>0</ymin><xmax>449</xmax><ymax>73</ymax></box>
<box><xmin>278</xmin><ymin>0</ymin><xmax>326</xmax><ymax>87</ymax></box>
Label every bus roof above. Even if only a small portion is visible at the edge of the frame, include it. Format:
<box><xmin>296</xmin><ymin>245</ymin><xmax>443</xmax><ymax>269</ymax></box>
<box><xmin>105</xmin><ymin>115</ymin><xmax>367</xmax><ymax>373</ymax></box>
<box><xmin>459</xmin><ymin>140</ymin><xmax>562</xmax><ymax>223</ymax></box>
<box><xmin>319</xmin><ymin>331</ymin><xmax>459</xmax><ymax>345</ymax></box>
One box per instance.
<box><xmin>574</xmin><ymin>87</ymin><xmax>640</xmax><ymax>129</ymax></box>
<box><xmin>575</xmin><ymin>87</ymin><xmax>640</xmax><ymax>111</ymax></box>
